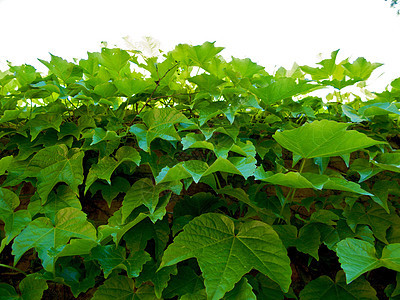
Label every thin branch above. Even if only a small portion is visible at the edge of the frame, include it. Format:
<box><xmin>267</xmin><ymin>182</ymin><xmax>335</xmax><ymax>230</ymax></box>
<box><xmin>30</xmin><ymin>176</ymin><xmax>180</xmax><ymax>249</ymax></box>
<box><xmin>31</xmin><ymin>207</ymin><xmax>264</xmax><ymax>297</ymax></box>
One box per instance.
<box><xmin>131</xmin><ymin>62</ymin><xmax>179</xmax><ymax>123</ymax></box>
<box><xmin>0</xmin><ymin>263</ymin><xmax>28</xmax><ymax>276</ymax></box>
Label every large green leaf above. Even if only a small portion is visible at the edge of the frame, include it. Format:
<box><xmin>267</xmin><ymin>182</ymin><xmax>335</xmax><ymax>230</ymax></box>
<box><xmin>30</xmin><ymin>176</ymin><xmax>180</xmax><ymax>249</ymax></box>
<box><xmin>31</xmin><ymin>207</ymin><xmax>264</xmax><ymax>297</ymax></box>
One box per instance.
<box><xmin>114</xmin><ymin>78</ymin><xmax>155</xmax><ymax>97</ymax></box>
<box><xmin>342</xmin><ymin>57</ymin><xmax>382</xmax><ymax>81</ymax></box>
<box><xmin>0</xmin><ymin>273</ymin><xmax>48</xmax><ymax>300</ymax></box>
<box><xmin>372</xmin><ymin>152</ymin><xmax>400</xmax><ymax>173</ymax></box>
<box><xmin>162</xmin><ymin>266</ymin><xmax>205</xmax><ymax>299</ymax></box>
<box><xmin>343</xmin><ymin>202</ymin><xmax>400</xmax><ymax>243</ymax></box>
<box><xmin>300</xmin><ymin>50</ymin><xmax>340</xmax><ymax>80</ymax></box>
<box><xmin>159</xmin><ymin>213</ymin><xmax>291</xmax><ymax>299</ymax></box>
<box><xmin>86</xmin><ymin>128</ymin><xmax>125</xmax><ymax>145</ymax></box>
<box><xmin>136</xmin><ymin>261</ymin><xmax>177</xmax><ymax>299</ymax></box>
<box><xmin>123</xmin><ymin>218</ymin><xmax>169</xmax><ymax>260</ymax></box>
<box><xmin>254</xmin><ymin>167</ymin><xmax>371</xmax><ymax>195</ymax></box>
<box><xmin>90</xmin><ymin>245</ymin><xmax>151</xmax><ymax>278</ymax></box>
<box><xmin>336</xmin><ymin>238</ymin><xmax>400</xmax><ymax>283</ymax></box>
<box><xmin>189</xmin><ymin>74</ymin><xmax>225</xmax><ymax>95</ymax></box>
<box><xmin>254</xmin><ymin>78</ymin><xmax>320</xmax><ymax>105</ymax></box>
<box><xmin>99</xmin><ymin>48</ymin><xmax>131</xmax><ymax>72</ymax></box>
<box><xmin>229</xmin><ymin>57</ymin><xmax>265</xmax><ymax>78</ymax></box>
<box><xmin>92</xmin><ymin>275</ymin><xmax>157</xmax><ymax>300</ymax></box>
<box><xmin>223</xmin><ymin>277</ymin><xmax>256</xmax><ymax>299</ymax></box>
<box><xmin>273</xmin><ymin>120</ymin><xmax>385</xmax><ymax>158</ymax></box>
<box><xmin>299</xmin><ymin>270</ymin><xmax>377</xmax><ymax>300</ymax></box>
<box><xmin>273</xmin><ymin>223</ymin><xmax>322</xmax><ymax>259</ymax></box>
<box><xmin>39</xmin><ymin>54</ymin><xmax>82</xmax><ymax>84</ymax></box>
<box><xmin>27</xmin><ymin>113</ymin><xmax>63</xmax><ymax>141</ymax></box>
<box><xmin>156</xmin><ymin>156</ymin><xmax>256</xmax><ymax>185</ymax></box>
<box><xmin>174</xmin><ymin>41</ymin><xmax>224</xmax><ymax>68</ymax></box>
<box><xmin>12</xmin><ymin>207</ymin><xmax>97</xmax><ymax>272</ymax></box>
<box><xmin>121</xmin><ymin>178</ymin><xmax>182</xmax><ymax>222</ymax></box>
<box><xmin>85</xmin><ymin>146</ymin><xmax>141</xmax><ymax>193</ymax></box>
<box><xmin>89</xmin><ymin>176</ymin><xmax>131</xmax><ymax>208</ymax></box>
<box><xmin>0</xmin><ymin>188</ymin><xmax>31</xmax><ymax>253</ymax></box>
<box><xmin>10</xmin><ymin>64</ymin><xmax>38</xmax><ymax>86</ymax></box>
<box><xmin>28</xmin><ymin>185</ymin><xmax>82</xmax><ymax>224</ymax></box>
<box><xmin>25</xmin><ymin>144</ymin><xmax>84</xmax><ymax>202</ymax></box>
<box><xmin>54</xmin><ymin>259</ymin><xmax>100</xmax><ymax>298</ymax></box>
<box><xmin>130</xmin><ymin>108</ymin><xmax>194</xmax><ymax>152</ymax></box>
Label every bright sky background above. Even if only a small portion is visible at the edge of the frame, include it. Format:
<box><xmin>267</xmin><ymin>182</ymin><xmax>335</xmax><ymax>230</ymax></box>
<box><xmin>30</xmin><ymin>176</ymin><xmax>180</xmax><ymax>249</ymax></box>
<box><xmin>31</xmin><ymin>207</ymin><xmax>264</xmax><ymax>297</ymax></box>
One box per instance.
<box><xmin>0</xmin><ymin>0</ymin><xmax>399</xmax><ymax>92</ymax></box>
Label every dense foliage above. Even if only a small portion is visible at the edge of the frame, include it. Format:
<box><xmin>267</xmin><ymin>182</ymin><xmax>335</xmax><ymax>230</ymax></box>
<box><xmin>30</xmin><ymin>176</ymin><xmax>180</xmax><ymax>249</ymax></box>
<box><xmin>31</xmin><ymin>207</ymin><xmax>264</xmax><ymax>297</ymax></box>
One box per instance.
<box><xmin>1</xmin><ymin>42</ymin><xmax>400</xmax><ymax>299</ymax></box>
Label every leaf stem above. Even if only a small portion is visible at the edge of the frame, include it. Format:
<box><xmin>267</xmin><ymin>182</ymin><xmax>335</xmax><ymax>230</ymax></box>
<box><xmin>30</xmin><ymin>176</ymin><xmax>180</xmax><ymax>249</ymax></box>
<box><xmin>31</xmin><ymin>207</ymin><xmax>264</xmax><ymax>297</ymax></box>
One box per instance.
<box><xmin>279</xmin><ymin>158</ymin><xmax>307</xmax><ymax>220</ymax></box>
<box><xmin>0</xmin><ymin>263</ymin><xmax>28</xmax><ymax>276</ymax></box>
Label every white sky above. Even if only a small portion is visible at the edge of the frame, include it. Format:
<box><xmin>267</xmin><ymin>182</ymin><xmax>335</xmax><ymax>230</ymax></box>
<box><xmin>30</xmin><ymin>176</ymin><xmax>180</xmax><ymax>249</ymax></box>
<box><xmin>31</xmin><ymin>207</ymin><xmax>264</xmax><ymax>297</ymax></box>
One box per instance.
<box><xmin>0</xmin><ymin>0</ymin><xmax>399</xmax><ymax>92</ymax></box>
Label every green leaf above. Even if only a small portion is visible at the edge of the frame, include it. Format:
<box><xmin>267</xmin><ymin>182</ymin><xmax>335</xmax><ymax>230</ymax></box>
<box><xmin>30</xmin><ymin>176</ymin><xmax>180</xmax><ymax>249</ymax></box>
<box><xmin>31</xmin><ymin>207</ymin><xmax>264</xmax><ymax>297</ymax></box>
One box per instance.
<box><xmin>0</xmin><ymin>283</ymin><xmax>17</xmax><ymax>299</ymax></box>
<box><xmin>90</xmin><ymin>245</ymin><xmax>151</xmax><ymax>278</ymax></box>
<box><xmin>19</xmin><ymin>274</ymin><xmax>48</xmax><ymax>300</ymax></box>
<box><xmin>99</xmin><ymin>48</ymin><xmax>131</xmax><ymax>72</ymax></box>
<box><xmin>255</xmin><ymin>78</ymin><xmax>320</xmax><ymax>105</ymax></box>
<box><xmin>85</xmin><ymin>146</ymin><xmax>140</xmax><ymax>193</ymax></box>
<box><xmin>25</xmin><ymin>144</ymin><xmax>84</xmax><ymax>202</ymax></box>
<box><xmin>370</xmin><ymin>180</ymin><xmax>395</xmax><ymax>213</ymax></box>
<box><xmin>255</xmin><ymin>169</ymin><xmax>315</xmax><ymax>188</ymax></box>
<box><xmin>180</xmin><ymin>289</ymin><xmax>208</xmax><ymax>300</ymax></box>
<box><xmin>121</xmin><ymin>178</ymin><xmax>182</xmax><ymax>222</ymax></box>
<box><xmin>230</xmin><ymin>57</ymin><xmax>264</xmax><ymax>78</ymax></box>
<box><xmin>342</xmin><ymin>57</ymin><xmax>382</xmax><ymax>81</ymax></box>
<box><xmin>114</xmin><ymin>78</ymin><xmax>154</xmax><ymax>96</ymax></box>
<box><xmin>254</xmin><ymin>168</ymin><xmax>371</xmax><ymax>195</ymax></box>
<box><xmin>12</xmin><ymin>207</ymin><xmax>97</xmax><ymax>272</ymax></box>
<box><xmin>124</xmin><ymin>218</ymin><xmax>170</xmax><ymax>260</ymax></box>
<box><xmin>159</xmin><ymin>213</ymin><xmax>291</xmax><ymax>299</ymax></box>
<box><xmin>273</xmin><ymin>223</ymin><xmax>321</xmax><ymax>259</ymax></box>
<box><xmin>189</xmin><ymin>74</ymin><xmax>225</xmax><ymax>95</ymax></box>
<box><xmin>336</xmin><ymin>238</ymin><xmax>380</xmax><ymax>283</ymax></box>
<box><xmin>223</xmin><ymin>277</ymin><xmax>256</xmax><ymax>299</ymax></box>
<box><xmin>372</xmin><ymin>152</ymin><xmax>400</xmax><ymax>173</ymax></box>
<box><xmin>28</xmin><ymin>185</ymin><xmax>82</xmax><ymax>222</ymax></box>
<box><xmin>255</xmin><ymin>273</ymin><xmax>296</xmax><ymax>300</ymax></box>
<box><xmin>299</xmin><ymin>270</ymin><xmax>377</xmax><ymax>299</ymax></box>
<box><xmin>92</xmin><ymin>275</ymin><xmax>158</xmax><ymax>300</ymax></box>
<box><xmin>130</xmin><ymin>108</ymin><xmax>194</xmax><ymax>152</ymax></box>
<box><xmin>0</xmin><ymin>109</ymin><xmax>22</xmax><ymax>123</ymax></box>
<box><xmin>0</xmin><ymin>188</ymin><xmax>31</xmax><ymax>253</ymax></box>
<box><xmin>359</xmin><ymin>102</ymin><xmax>400</xmax><ymax>117</ymax></box>
<box><xmin>182</xmin><ymin>41</ymin><xmax>224</xmax><ymax>67</ymax></box>
<box><xmin>89</xmin><ymin>128</ymin><xmax>125</xmax><ymax>145</ymax></box>
<box><xmin>156</xmin><ymin>160</ymin><xmax>208</xmax><ymax>184</ymax></box>
<box><xmin>93</xmin><ymin>82</ymin><xmax>117</xmax><ymax>98</ymax></box>
<box><xmin>162</xmin><ymin>266</ymin><xmax>205</xmax><ymax>299</ymax></box>
<box><xmin>216</xmin><ymin>186</ymin><xmax>267</xmax><ymax>214</ymax></box>
<box><xmin>39</xmin><ymin>54</ymin><xmax>82</xmax><ymax>84</ymax></box>
<box><xmin>342</xmin><ymin>105</ymin><xmax>367</xmax><ymax>123</ymax></box>
<box><xmin>27</xmin><ymin>113</ymin><xmax>63</xmax><ymax>141</ymax></box>
<box><xmin>343</xmin><ymin>202</ymin><xmax>400</xmax><ymax>243</ymax></box>
<box><xmin>156</xmin><ymin>156</ymin><xmax>256</xmax><ymax>185</ymax></box>
<box><xmin>136</xmin><ymin>260</ymin><xmax>177</xmax><ymax>299</ymax></box>
<box><xmin>90</xmin><ymin>176</ymin><xmax>131</xmax><ymax>208</ymax></box>
<box><xmin>300</xmin><ymin>50</ymin><xmax>340</xmax><ymax>80</ymax></box>
<box><xmin>349</xmin><ymin>158</ymin><xmax>380</xmax><ymax>183</ymax></box>
<box><xmin>55</xmin><ymin>259</ymin><xmax>100</xmax><ymax>298</ymax></box>
<box><xmin>296</xmin><ymin>224</ymin><xmax>321</xmax><ymax>260</ymax></box>
<box><xmin>273</xmin><ymin>120</ymin><xmax>385</xmax><ymax>158</ymax></box>
<box><xmin>336</xmin><ymin>239</ymin><xmax>400</xmax><ymax>284</ymax></box>
<box><xmin>10</xmin><ymin>64</ymin><xmax>38</xmax><ymax>86</ymax></box>
<box><xmin>0</xmin><ymin>274</ymin><xmax>48</xmax><ymax>300</ymax></box>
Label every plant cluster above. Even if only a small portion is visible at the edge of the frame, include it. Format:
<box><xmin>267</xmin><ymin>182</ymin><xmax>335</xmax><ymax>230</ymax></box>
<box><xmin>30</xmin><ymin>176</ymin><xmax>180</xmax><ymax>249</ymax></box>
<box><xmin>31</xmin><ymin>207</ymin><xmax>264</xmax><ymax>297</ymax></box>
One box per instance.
<box><xmin>1</xmin><ymin>42</ymin><xmax>400</xmax><ymax>299</ymax></box>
